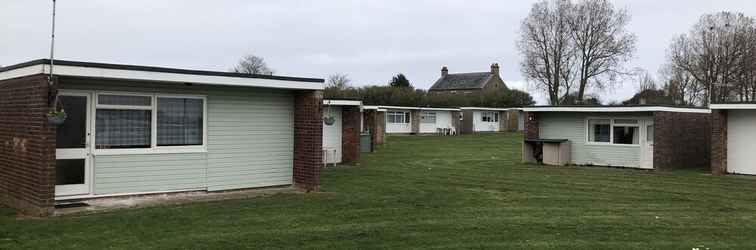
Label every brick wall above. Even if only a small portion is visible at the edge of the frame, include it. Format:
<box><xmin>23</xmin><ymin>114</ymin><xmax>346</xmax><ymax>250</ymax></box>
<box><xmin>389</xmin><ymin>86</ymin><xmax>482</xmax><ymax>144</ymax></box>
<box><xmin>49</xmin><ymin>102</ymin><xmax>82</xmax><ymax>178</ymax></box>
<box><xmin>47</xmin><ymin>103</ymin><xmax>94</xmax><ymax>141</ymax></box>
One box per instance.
<box><xmin>0</xmin><ymin>74</ymin><xmax>56</xmax><ymax>216</ymax></box>
<box><xmin>293</xmin><ymin>90</ymin><xmax>323</xmax><ymax>192</ymax></box>
<box><xmin>410</xmin><ymin>110</ymin><xmax>420</xmax><ymax>134</ymax></box>
<box><xmin>341</xmin><ymin>106</ymin><xmax>360</xmax><ymax>165</ymax></box>
<box><xmin>711</xmin><ymin>110</ymin><xmax>728</xmax><ymax>175</ymax></box>
<box><xmin>653</xmin><ymin>111</ymin><xmax>711</xmax><ymax>170</ymax></box>
<box><xmin>461</xmin><ymin>110</ymin><xmax>474</xmax><ymax>134</ymax></box>
<box><xmin>523</xmin><ymin>112</ymin><xmax>539</xmax><ymax>139</ymax></box>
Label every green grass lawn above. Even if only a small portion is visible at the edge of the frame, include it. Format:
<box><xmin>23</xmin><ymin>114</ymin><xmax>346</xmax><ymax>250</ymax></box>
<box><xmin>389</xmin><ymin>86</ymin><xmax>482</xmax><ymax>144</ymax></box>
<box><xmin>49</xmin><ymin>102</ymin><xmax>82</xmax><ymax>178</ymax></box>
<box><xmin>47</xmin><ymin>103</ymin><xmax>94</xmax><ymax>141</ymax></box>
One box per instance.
<box><xmin>2</xmin><ymin>134</ymin><xmax>756</xmax><ymax>249</ymax></box>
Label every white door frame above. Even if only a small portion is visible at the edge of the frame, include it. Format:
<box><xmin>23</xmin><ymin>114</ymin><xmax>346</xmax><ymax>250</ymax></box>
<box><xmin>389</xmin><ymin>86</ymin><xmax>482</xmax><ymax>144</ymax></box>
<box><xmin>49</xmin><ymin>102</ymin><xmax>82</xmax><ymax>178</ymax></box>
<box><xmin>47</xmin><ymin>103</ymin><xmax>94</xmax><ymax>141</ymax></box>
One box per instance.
<box><xmin>640</xmin><ymin>119</ymin><xmax>654</xmax><ymax>169</ymax></box>
<box><xmin>55</xmin><ymin>90</ymin><xmax>93</xmax><ymax>197</ymax></box>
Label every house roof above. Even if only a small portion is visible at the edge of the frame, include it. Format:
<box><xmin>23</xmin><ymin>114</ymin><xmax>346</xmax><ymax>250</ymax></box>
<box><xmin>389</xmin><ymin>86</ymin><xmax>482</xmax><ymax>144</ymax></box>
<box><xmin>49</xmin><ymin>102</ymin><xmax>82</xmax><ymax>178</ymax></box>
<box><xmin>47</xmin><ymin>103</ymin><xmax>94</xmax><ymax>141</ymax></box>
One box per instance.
<box><xmin>710</xmin><ymin>103</ymin><xmax>756</xmax><ymax>110</ymax></box>
<box><xmin>0</xmin><ymin>59</ymin><xmax>324</xmax><ymax>90</ymax></box>
<box><xmin>522</xmin><ymin>105</ymin><xmax>710</xmax><ymax>113</ymax></box>
<box><xmin>429</xmin><ymin>72</ymin><xmax>493</xmax><ymax>91</ymax></box>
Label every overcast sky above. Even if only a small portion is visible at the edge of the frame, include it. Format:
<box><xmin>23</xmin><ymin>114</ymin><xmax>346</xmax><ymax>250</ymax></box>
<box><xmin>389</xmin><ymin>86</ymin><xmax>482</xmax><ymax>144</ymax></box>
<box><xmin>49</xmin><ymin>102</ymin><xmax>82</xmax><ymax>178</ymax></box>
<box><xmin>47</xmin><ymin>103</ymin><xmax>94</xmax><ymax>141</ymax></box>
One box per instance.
<box><xmin>2</xmin><ymin>1</ymin><xmax>755</xmax><ymax>103</ymax></box>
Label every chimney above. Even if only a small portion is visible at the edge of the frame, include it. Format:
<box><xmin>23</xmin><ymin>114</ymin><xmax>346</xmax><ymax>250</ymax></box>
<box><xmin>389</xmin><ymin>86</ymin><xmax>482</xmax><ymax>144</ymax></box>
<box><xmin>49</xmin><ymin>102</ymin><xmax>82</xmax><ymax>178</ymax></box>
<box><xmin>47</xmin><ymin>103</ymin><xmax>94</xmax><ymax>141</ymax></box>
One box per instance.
<box><xmin>441</xmin><ymin>66</ymin><xmax>448</xmax><ymax>77</ymax></box>
<box><xmin>490</xmin><ymin>63</ymin><xmax>500</xmax><ymax>75</ymax></box>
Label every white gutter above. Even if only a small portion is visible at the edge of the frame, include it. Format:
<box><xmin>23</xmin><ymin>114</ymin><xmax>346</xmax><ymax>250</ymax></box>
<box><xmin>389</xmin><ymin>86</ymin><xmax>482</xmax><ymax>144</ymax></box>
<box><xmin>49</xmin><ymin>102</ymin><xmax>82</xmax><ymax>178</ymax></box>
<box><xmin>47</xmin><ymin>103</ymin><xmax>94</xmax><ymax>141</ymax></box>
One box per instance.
<box><xmin>710</xmin><ymin>104</ymin><xmax>756</xmax><ymax>110</ymax></box>
<box><xmin>522</xmin><ymin>106</ymin><xmax>711</xmax><ymax>114</ymax></box>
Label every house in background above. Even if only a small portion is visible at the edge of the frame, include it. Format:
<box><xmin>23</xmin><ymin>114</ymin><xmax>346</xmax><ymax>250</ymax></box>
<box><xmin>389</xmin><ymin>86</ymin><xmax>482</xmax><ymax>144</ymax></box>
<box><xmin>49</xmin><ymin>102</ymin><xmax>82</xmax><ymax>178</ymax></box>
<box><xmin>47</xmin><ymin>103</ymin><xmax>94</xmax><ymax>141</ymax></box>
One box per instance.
<box><xmin>522</xmin><ymin>106</ymin><xmax>710</xmax><ymax>170</ymax></box>
<box><xmin>459</xmin><ymin>107</ymin><xmax>520</xmax><ymax>134</ymax></box>
<box><xmin>322</xmin><ymin>99</ymin><xmax>362</xmax><ymax>165</ymax></box>
<box><xmin>382</xmin><ymin>106</ymin><xmax>461</xmax><ymax>135</ymax></box>
<box><xmin>710</xmin><ymin>104</ymin><xmax>756</xmax><ymax>176</ymax></box>
<box><xmin>0</xmin><ymin>59</ymin><xmax>324</xmax><ymax>216</ymax></box>
<box><xmin>428</xmin><ymin>63</ymin><xmax>508</xmax><ymax>94</ymax></box>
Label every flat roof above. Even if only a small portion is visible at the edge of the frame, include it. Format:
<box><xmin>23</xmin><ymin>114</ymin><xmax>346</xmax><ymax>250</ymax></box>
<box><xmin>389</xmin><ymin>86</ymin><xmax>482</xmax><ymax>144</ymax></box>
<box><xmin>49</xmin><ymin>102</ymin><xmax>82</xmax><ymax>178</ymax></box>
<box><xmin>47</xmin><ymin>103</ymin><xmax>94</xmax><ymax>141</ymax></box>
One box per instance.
<box><xmin>710</xmin><ymin>103</ymin><xmax>756</xmax><ymax>110</ymax></box>
<box><xmin>522</xmin><ymin>105</ymin><xmax>710</xmax><ymax>114</ymax></box>
<box><xmin>0</xmin><ymin>59</ymin><xmax>324</xmax><ymax>90</ymax></box>
<box><xmin>380</xmin><ymin>106</ymin><xmax>460</xmax><ymax>111</ymax></box>
<box><xmin>362</xmin><ymin>105</ymin><xmax>387</xmax><ymax>112</ymax></box>
<box><xmin>459</xmin><ymin>107</ymin><xmax>512</xmax><ymax>111</ymax></box>
<box><xmin>323</xmin><ymin>99</ymin><xmax>362</xmax><ymax>106</ymax></box>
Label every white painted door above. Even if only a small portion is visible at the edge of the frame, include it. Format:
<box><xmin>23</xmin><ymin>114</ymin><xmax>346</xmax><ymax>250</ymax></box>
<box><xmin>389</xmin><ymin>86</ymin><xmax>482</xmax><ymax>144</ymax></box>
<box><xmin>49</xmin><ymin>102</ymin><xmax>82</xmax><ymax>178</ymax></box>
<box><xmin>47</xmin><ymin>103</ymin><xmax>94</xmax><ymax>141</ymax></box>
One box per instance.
<box><xmin>322</xmin><ymin>106</ymin><xmax>342</xmax><ymax>164</ymax></box>
<box><xmin>727</xmin><ymin>110</ymin><xmax>756</xmax><ymax>175</ymax></box>
<box><xmin>55</xmin><ymin>92</ymin><xmax>92</xmax><ymax>197</ymax></box>
<box><xmin>640</xmin><ymin>120</ymin><xmax>654</xmax><ymax>169</ymax></box>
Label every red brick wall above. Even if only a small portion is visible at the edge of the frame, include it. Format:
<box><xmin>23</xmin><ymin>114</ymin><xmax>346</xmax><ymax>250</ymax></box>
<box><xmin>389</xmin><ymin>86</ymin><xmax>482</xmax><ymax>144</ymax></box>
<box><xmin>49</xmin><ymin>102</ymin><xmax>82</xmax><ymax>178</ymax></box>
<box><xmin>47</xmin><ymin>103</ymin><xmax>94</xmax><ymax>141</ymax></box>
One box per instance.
<box><xmin>653</xmin><ymin>112</ymin><xmax>711</xmax><ymax>170</ymax></box>
<box><xmin>293</xmin><ymin>91</ymin><xmax>323</xmax><ymax>192</ymax></box>
<box><xmin>0</xmin><ymin>74</ymin><xmax>56</xmax><ymax>216</ymax></box>
<box><xmin>341</xmin><ymin>106</ymin><xmax>360</xmax><ymax>165</ymax></box>
<box><xmin>523</xmin><ymin>112</ymin><xmax>539</xmax><ymax>139</ymax></box>
<box><xmin>711</xmin><ymin>110</ymin><xmax>728</xmax><ymax>175</ymax></box>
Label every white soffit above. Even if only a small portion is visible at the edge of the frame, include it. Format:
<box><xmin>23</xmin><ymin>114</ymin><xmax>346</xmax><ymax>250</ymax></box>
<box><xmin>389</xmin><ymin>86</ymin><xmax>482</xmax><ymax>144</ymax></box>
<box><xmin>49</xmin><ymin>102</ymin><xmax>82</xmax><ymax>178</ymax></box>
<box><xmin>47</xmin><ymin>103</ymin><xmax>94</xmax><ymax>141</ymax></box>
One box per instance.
<box><xmin>459</xmin><ymin>107</ymin><xmax>511</xmax><ymax>111</ymax></box>
<box><xmin>323</xmin><ymin>100</ymin><xmax>362</xmax><ymax>106</ymax></box>
<box><xmin>0</xmin><ymin>63</ymin><xmax>324</xmax><ymax>90</ymax></box>
<box><xmin>710</xmin><ymin>104</ymin><xmax>756</xmax><ymax>110</ymax></box>
<box><xmin>380</xmin><ymin>105</ymin><xmax>460</xmax><ymax>111</ymax></box>
<box><xmin>522</xmin><ymin>106</ymin><xmax>711</xmax><ymax>114</ymax></box>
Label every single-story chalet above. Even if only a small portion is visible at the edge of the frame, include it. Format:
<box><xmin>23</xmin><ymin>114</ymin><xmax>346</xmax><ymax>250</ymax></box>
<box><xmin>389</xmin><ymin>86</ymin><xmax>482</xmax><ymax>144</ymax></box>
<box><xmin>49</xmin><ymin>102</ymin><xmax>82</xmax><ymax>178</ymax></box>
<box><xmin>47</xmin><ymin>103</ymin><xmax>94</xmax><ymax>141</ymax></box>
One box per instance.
<box><xmin>0</xmin><ymin>59</ymin><xmax>325</xmax><ymax>216</ymax></box>
<box><xmin>710</xmin><ymin>104</ymin><xmax>756</xmax><ymax>175</ymax></box>
<box><xmin>459</xmin><ymin>107</ymin><xmax>521</xmax><ymax>134</ymax></box>
<box><xmin>521</xmin><ymin>106</ymin><xmax>711</xmax><ymax>170</ymax></box>
<box><xmin>322</xmin><ymin>99</ymin><xmax>362</xmax><ymax>165</ymax></box>
<box><xmin>382</xmin><ymin>106</ymin><xmax>461</xmax><ymax>134</ymax></box>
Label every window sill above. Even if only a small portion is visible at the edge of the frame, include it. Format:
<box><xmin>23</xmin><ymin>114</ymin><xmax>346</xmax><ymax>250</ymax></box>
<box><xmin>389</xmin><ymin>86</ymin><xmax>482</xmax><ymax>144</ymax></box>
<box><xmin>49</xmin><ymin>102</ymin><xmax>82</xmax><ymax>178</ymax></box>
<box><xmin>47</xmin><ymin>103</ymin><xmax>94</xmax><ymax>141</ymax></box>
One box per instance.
<box><xmin>93</xmin><ymin>146</ymin><xmax>207</xmax><ymax>156</ymax></box>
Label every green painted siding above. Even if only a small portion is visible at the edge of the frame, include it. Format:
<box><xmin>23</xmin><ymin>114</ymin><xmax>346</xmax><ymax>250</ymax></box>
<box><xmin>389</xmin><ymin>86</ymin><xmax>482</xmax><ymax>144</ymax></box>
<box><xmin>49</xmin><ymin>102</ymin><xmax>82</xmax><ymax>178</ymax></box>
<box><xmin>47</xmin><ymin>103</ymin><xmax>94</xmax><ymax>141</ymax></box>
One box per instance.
<box><xmin>60</xmin><ymin>80</ymin><xmax>294</xmax><ymax>196</ymax></box>
<box><xmin>538</xmin><ymin>112</ymin><xmax>651</xmax><ymax>168</ymax></box>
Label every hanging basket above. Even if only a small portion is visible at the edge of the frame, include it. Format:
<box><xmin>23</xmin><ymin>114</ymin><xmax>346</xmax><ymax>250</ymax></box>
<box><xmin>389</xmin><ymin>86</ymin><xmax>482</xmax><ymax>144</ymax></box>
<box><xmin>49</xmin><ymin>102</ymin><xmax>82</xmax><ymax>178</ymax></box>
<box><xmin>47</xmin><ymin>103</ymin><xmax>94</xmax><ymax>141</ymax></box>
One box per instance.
<box><xmin>323</xmin><ymin>116</ymin><xmax>336</xmax><ymax>126</ymax></box>
<box><xmin>47</xmin><ymin>111</ymin><xmax>67</xmax><ymax>126</ymax></box>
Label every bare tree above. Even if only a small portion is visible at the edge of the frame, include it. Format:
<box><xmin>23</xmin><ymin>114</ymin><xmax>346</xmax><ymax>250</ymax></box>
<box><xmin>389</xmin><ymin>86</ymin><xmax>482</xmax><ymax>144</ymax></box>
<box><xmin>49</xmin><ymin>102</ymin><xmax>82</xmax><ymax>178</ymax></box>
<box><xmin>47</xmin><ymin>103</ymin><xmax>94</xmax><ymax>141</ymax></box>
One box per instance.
<box><xmin>659</xmin><ymin>63</ymin><xmax>706</xmax><ymax>105</ymax></box>
<box><xmin>326</xmin><ymin>73</ymin><xmax>351</xmax><ymax>90</ymax></box>
<box><xmin>568</xmin><ymin>0</ymin><xmax>637</xmax><ymax>103</ymax></box>
<box><xmin>636</xmin><ymin>70</ymin><xmax>657</xmax><ymax>92</ymax></box>
<box><xmin>232</xmin><ymin>54</ymin><xmax>274</xmax><ymax>75</ymax></box>
<box><xmin>517</xmin><ymin>0</ymin><xmax>575</xmax><ymax>105</ymax></box>
<box><xmin>667</xmin><ymin>12</ymin><xmax>756</xmax><ymax>104</ymax></box>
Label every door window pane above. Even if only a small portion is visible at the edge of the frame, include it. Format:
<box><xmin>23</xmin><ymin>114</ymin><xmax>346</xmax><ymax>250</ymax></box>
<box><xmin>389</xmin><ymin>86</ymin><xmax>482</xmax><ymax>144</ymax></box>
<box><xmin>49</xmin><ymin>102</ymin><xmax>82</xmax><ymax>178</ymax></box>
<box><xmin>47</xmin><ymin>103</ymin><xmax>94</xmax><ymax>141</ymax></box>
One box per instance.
<box><xmin>157</xmin><ymin>98</ymin><xmax>204</xmax><ymax>146</ymax></box>
<box><xmin>56</xmin><ymin>159</ymin><xmax>85</xmax><ymax>185</ymax></box>
<box><xmin>646</xmin><ymin>125</ymin><xmax>654</xmax><ymax>143</ymax></box>
<box><xmin>56</xmin><ymin>96</ymin><xmax>87</xmax><ymax>149</ymax></box>
<box><xmin>95</xmin><ymin>109</ymin><xmax>152</xmax><ymax>149</ymax></box>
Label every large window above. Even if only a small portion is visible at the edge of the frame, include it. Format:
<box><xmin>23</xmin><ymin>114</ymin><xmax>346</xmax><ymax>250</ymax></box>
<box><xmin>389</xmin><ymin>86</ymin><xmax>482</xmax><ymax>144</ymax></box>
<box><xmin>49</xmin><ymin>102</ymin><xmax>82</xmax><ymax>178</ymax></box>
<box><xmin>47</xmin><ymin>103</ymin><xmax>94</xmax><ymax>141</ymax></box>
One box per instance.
<box><xmin>95</xmin><ymin>93</ymin><xmax>206</xmax><ymax>153</ymax></box>
<box><xmin>420</xmin><ymin>112</ymin><xmax>436</xmax><ymax>124</ymax></box>
<box><xmin>95</xmin><ymin>94</ymin><xmax>153</xmax><ymax>149</ymax></box>
<box><xmin>387</xmin><ymin>111</ymin><xmax>410</xmax><ymax>124</ymax></box>
<box><xmin>481</xmin><ymin>112</ymin><xmax>499</xmax><ymax>122</ymax></box>
<box><xmin>586</xmin><ymin>118</ymin><xmax>640</xmax><ymax>145</ymax></box>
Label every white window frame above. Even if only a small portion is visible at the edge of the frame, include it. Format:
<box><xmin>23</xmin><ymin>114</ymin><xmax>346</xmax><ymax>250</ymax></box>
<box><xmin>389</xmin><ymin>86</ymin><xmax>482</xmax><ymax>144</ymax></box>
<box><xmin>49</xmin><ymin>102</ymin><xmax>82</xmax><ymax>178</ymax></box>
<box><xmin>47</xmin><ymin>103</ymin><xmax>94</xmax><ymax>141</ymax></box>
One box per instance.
<box><xmin>584</xmin><ymin>117</ymin><xmax>642</xmax><ymax>147</ymax></box>
<box><xmin>481</xmin><ymin>111</ymin><xmax>499</xmax><ymax>123</ymax></box>
<box><xmin>420</xmin><ymin>112</ymin><xmax>436</xmax><ymax>124</ymax></box>
<box><xmin>93</xmin><ymin>91</ymin><xmax>208</xmax><ymax>155</ymax></box>
<box><xmin>387</xmin><ymin>111</ymin><xmax>410</xmax><ymax>124</ymax></box>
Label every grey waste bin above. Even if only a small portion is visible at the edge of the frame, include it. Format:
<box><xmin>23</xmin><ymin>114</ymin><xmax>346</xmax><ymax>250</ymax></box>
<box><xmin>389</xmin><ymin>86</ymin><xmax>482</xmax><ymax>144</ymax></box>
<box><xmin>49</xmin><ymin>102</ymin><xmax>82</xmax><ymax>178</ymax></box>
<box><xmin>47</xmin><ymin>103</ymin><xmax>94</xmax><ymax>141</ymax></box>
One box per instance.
<box><xmin>360</xmin><ymin>133</ymin><xmax>372</xmax><ymax>152</ymax></box>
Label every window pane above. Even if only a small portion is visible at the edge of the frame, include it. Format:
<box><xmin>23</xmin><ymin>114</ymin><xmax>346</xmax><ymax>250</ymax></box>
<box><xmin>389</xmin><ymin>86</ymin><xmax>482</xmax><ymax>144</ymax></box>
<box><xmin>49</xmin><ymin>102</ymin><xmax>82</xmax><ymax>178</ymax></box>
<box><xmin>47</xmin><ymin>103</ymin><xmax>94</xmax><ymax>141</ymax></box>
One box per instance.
<box><xmin>613</xmin><ymin>126</ymin><xmax>639</xmax><ymax>144</ymax></box>
<box><xmin>157</xmin><ymin>98</ymin><xmax>204</xmax><ymax>146</ymax></box>
<box><xmin>421</xmin><ymin>112</ymin><xmax>436</xmax><ymax>124</ymax></box>
<box><xmin>646</xmin><ymin>125</ymin><xmax>654</xmax><ymax>143</ymax></box>
<box><xmin>98</xmin><ymin>95</ymin><xmax>151</xmax><ymax>106</ymax></box>
<box><xmin>96</xmin><ymin>109</ymin><xmax>151</xmax><ymax>149</ymax></box>
<box><xmin>588</xmin><ymin>119</ymin><xmax>610</xmax><ymax>142</ymax></box>
<box><xmin>56</xmin><ymin>96</ymin><xmax>87</xmax><ymax>149</ymax></box>
<box><xmin>404</xmin><ymin>112</ymin><xmax>411</xmax><ymax>124</ymax></box>
<box><xmin>56</xmin><ymin>159</ymin><xmax>85</xmax><ymax>185</ymax></box>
